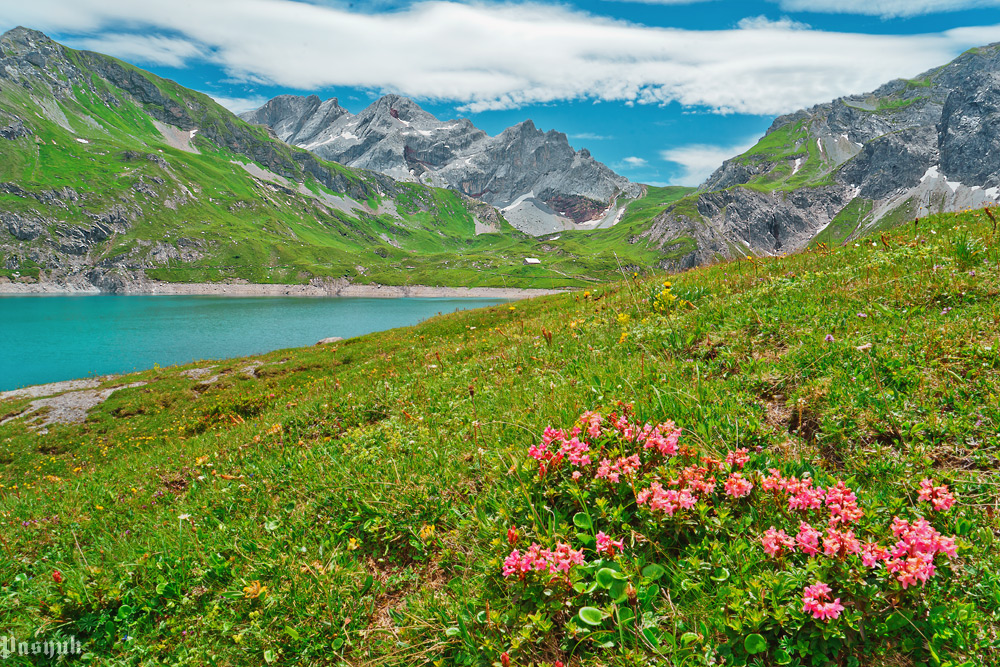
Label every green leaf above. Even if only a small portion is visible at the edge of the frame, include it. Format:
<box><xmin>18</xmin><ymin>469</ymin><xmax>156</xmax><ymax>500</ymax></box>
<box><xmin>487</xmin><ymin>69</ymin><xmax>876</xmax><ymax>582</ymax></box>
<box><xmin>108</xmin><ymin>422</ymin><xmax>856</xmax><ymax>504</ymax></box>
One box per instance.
<box><xmin>609</xmin><ymin>579</ymin><xmax>628</xmax><ymax>602</ymax></box>
<box><xmin>710</xmin><ymin>567</ymin><xmax>730</xmax><ymax>582</ymax></box>
<box><xmin>744</xmin><ymin>633</ymin><xmax>767</xmax><ymax>654</ymax></box>
<box><xmin>445</xmin><ymin>627</ymin><xmax>461</xmax><ymax>637</ymax></box>
<box><xmin>264</xmin><ymin>649</ymin><xmax>276</xmax><ymax>664</ymax></box>
<box><xmin>285</xmin><ymin>626</ymin><xmax>300</xmax><ymax>641</ymax></box>
<box><xmin>573</xmin><ymin>512</ymin><xmax>592</xmax><ymax>530</ymax></box>
<box><xmin>774</xmin><ymin>648</ymin><xmax>792</xmax><ymax>664</ymax></box>
<box><xmin>595</xmin><ymin>568</ymin><xmax>625</xmax><ymax>589</ymax></box>
<box><xmin>332</xmin><ymin>637</ymin><xmax>344</xmax><ymax>650</ymax></box>
<box><xmin>264</xmin><ymin>520</ymin><xmax>280</xmax><ymax>532</ymax></box>
<box><xmin>641</xmin><ymin>563</ymin><xmax>666</xmax><ymax>581</ymax></box>
<box><xmin>578</xmin><ymin>607</ymin><xmax>605</xmax><ymax>626</ymax></box>
<box><xmin>680</xmin><ymin>632</ymin><xmax>700</xmax><ymax>646</ymax></box>
<box><xmin>359</xmin><ymin>574</ymin><xmax>374</xmax><ymax>597</ymax></box>
<box><xmin>115</xmin><ymin>605</ymin><xmax>133</xmax><ymax>621</ymax></box>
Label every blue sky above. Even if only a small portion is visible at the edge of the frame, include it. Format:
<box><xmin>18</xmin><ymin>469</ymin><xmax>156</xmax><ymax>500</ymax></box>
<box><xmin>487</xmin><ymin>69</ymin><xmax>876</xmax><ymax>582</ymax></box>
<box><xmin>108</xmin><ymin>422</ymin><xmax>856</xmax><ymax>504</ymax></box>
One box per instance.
<box><xmin>3</xmin><ymin>0</ymin><xmax>1000</xmax><ymax>186</ymax></box>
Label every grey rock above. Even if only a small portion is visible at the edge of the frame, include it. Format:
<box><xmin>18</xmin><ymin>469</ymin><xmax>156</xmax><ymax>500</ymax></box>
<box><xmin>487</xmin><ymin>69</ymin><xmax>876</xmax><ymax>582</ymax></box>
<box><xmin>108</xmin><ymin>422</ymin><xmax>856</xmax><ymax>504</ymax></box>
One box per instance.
<box><xmin>3</xmin><ymin>212</ymin><xmax>45</xmax><ymax>241</ymax></box>
<box><xmin>243</xmin><ymin>94</ymin><xmax>641</xmax><ymax>235</ymax></box>
<box><xmin>316</xmin><ymin>337</ymin><xmax>344</xmax><ymax>345</ymax></box>
<box><xmin>651</xmin><ymin>41</ymin><xmax>1000</xmax><ymax>267</ymax></box>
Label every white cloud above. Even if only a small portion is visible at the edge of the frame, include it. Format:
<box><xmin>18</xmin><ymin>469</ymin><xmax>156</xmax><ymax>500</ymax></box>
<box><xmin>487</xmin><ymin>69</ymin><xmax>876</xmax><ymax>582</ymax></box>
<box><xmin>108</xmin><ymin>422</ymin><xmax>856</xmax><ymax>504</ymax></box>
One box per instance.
<box><xmin>620</xmin><ymin>156</ymin><xmax>649</xmax><ymax>168</ymax></box>
<box><xmin>601</xmin><ymin>0</ymin><xmax>716</xmax><ymax>4</ymax></box>
<box><xmin>205</xmin><ymin>93</ymin><xmax>270</xmax><ymax>114</ymax></box>
<box><xmin>2</xmin><ymin>1</ymin><xmax>998</xmax><ymax>115</ymax></box>
<box><xmin>660</xmin><ymin>136</ymin><xmax>759</xmax><ymax>186</ymax></box>
<box><xmin>774</xmin><ymin>0</ymin><xmax>1000</xmax><ymax>17</ymax></box>
<box><xmin>66</xmin><ymin>33</ymin><xmax>203</xmax><ymax>68</ymax></box>
<box><xmin>736</xmin><ymin>15</ymin><xmax>810</xmax><ymax>30</ymax></box>
<box><xmin>571</xmin><ymin>132</ymin><xmax>613</xmax><ymax>141</ymax></box>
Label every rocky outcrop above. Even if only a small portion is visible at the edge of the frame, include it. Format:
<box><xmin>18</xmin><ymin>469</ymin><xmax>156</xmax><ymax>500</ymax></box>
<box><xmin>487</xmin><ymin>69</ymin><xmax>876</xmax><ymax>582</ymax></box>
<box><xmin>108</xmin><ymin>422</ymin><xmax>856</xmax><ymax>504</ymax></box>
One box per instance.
<box><xmin>646</xmin><ymin>42</ymin><xmax>1000</xmax><ymax>266</ymax></box>
<box><xmin>243</xmin><ymin>94</ymin><xmax>641</xmax><ymax>235</ymax></box>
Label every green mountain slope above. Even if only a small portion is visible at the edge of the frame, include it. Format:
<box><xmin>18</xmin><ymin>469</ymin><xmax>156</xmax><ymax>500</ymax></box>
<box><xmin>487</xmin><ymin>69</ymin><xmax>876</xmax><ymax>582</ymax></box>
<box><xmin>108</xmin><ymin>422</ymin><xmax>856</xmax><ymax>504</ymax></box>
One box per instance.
<box><xmin>0</xmin><ymin>28</ymin><xmax>680</xmax><ymax>290</ymax></box>
<box><xmin>1</xmin><ymin>207</ymin><xmax>997</xmax><ymax>665</ymax></box>
<box><xmin>640</xmin><ymin>43</ymin><xmax>1000</xmax><ymax>268</ymax></box>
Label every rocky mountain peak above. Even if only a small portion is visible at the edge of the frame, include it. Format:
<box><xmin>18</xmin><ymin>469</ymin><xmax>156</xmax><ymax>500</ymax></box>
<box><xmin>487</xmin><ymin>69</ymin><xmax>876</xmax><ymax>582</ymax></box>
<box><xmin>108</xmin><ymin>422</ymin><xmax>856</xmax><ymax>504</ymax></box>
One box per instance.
<box><xmin>646</xmin><ymin>39</ymin><xmax>1000</xmax><ymax>270</ymax></box>
<box><xmin>244</xmin><ymin>94</ymin><xmax>641</xmax><ymax>235</ymax></box>
<box><xmin>1</xmin><ymin>26</ymin><xmax>57</xmax><ymax>53</ymax></box>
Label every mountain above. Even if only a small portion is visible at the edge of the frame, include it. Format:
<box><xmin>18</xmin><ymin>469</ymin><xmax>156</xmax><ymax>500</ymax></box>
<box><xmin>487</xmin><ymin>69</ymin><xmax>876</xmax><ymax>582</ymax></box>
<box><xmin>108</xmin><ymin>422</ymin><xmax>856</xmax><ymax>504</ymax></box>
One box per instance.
<box><xmin>241</xmin><ymin>94</ymin><xmax>642</xmax><ymax>235</ymax></box>
<box><xmin>641</xmin><ymin>43</ymin><xmax>1000</xmax><ymax>268</ymax></box>
<box><xmin>0</xmin><ymin>27</ymin><xmax>582</xmax><ymax>292</ymax></box>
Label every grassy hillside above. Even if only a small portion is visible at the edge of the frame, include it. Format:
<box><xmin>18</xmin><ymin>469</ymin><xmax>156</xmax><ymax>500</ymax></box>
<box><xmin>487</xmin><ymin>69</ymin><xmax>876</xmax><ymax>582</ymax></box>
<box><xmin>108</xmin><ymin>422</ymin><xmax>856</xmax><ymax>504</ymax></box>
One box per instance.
<box><xmin>1</xmin><ymin>207</ymin><xmax>997</xmax><ymax>665</ymax></box>
<box><xmin>0</xmin><ymin>29</ymin><xmax>673</xmax><ymax>290</ymax></box>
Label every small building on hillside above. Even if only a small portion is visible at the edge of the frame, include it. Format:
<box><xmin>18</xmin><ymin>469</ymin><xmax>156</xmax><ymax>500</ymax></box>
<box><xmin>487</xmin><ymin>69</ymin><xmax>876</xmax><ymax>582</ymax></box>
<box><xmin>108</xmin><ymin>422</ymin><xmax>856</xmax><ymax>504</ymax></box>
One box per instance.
<box><xmin>523</xmin><ymin>257</ymin><xmax>541</xmax><ymax>266</ymax></box>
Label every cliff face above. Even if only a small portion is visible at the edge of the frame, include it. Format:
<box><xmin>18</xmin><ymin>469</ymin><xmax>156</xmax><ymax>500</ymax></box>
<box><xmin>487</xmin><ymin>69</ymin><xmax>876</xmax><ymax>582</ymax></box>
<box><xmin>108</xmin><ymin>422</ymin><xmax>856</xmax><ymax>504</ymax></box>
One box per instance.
<box><xmin>243</xmin><ymin>94</ymin><xmax>641</xmax><ymax>235</ymax></box>
<box><xmin>642</xmin><ymin>44</ymin><xmax>1000</xmax><ymax>268</ymax></box>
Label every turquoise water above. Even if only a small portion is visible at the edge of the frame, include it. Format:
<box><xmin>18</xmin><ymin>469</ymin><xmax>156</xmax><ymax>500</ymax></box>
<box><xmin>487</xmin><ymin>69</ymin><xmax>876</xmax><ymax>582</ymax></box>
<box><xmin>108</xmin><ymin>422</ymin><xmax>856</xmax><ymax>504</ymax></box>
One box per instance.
<box><xmin>0</xmin><ymin>295</ymin><xmax>507</xmax><ymax>391</ymax></box>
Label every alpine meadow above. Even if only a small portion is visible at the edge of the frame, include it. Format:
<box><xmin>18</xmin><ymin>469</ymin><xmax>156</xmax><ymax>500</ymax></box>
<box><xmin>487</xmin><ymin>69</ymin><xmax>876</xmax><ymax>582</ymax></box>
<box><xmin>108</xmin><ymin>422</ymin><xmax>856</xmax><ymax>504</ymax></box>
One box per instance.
<box><xmin>1</xmin><ymin>5</ymin><xmax>1000</xmax><ymax>667</ymax></box>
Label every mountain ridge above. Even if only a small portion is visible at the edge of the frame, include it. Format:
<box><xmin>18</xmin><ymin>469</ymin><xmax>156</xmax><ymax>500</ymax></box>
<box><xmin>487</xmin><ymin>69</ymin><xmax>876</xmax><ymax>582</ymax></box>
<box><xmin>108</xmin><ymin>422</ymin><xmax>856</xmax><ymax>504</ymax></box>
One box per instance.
<box><xmin>241</xmin><ymin>93</ymin><xmax>642</xmax><ymax>235</ymax></box>
<box><xmin>640</xmin><ymin>42</ymin><xmax>1000</xmax><ymax>268</ymax></box>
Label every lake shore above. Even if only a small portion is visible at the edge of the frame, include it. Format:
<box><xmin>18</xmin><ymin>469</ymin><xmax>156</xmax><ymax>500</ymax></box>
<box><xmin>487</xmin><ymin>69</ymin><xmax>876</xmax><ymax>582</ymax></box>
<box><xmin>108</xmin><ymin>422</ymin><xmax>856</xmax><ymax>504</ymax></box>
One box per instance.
<box><xmin>0</xmin><ymin>278</ymin><xmax>566</xmax><ymax>299</ymax></box>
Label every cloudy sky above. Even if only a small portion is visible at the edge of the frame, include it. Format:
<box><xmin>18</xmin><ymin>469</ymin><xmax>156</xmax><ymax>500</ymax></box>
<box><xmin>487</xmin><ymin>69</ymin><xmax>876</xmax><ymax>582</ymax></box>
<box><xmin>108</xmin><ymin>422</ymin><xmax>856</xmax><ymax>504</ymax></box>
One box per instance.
<box><xmin>2</xmin><ymin>0</ymin><xmax>999</xmax><ymax>186</ymax></box>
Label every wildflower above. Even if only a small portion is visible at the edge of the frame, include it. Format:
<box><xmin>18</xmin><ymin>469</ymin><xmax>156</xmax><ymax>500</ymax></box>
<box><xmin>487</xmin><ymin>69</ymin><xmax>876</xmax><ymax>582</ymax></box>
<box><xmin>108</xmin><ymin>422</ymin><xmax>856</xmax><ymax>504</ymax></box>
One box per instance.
<box><xmin>824</xmin><ymin>334</ymin><xmax>835</xmax><ymax>343</ymax></box>
<box><xmin>596</xmin><ymin>454</ymin><xmax>640</xmax><ymax>483</ymax></box>
<box><xmin>502</xmin><ymin>542</ymin><xmax>583</xmax><ymax>579</ymax></box>
<box><xmin>596</xmin><ymin>531</ymin><xmax>625</xmax><ymax>558</ymax></box>
<box><xmin>823</xmin><ymin>527</ymin><xmax>862</xmax><ymax>559</ymax></box>
<box><xmin>796</xmin><ymin>522</ymin><xmax>822</xmax><ymax>555</ymax></box>
<box><xmin>917</xmin><ymin>478</ymin><xmax>956</xmax><ymax>512</ymax></box>
<box><xmin>641</xmin><ymin>421</ymin><xmax>681</xmax><ymax>457</ymax></box>
<box><xmin>724</xmin><ymin>472</ymin><xmax>753</xmax><ymax>498</ymax></box>
<box><xmin>788</xmin><ymin>481</ymin><xmax>825</xmax><ymax>512</ymax></box>
<box><xmin>861</xmin><ymin>542</ymin><xmax>890</xmax><ymax>568</ymax></box>
<box><xmin>501</xmin><ymin>652</ymin><xmax>510</xmax><ymax>667</ymax></box>
<box><xmin>857</xmin><ymin>312</ymin><xmax>867</xmax><ymax>318</ymax></box>
<box><xmin>53</xmin><ymin>570</ymin><xmax>63</xmax><ymax>584</ymax></box>
<box><xmin>724</xmin><ymin>447</ymin><xmax>750</xmax><ymax>469</ymax></box>
<box><xmin>242</xmin><ymin>581</ymin><xmax>267</xmax><ymax>599</ymax></box>
<box><xmin>636</xmin><ymin>482</ymin><xmax>697</xmax><ymax>516</ymax></box>
<box><xmin>761</xmin><ymin>527</ymin><xmax>795</xmax><ymax>557</ymax></box>
<box><xmin>507</xmin><ymin>527</ymin><xmax>519</xmax><ymax>546</ymax></box>
<box><xmin>802</xmin><ymin>582</ymin><xmax>845</xmax><ymax>621</ymax></box>
<box><xmin>825</xmin><ymin>481</ymin><xmax>864</xmax><ymax>524</ymax></box>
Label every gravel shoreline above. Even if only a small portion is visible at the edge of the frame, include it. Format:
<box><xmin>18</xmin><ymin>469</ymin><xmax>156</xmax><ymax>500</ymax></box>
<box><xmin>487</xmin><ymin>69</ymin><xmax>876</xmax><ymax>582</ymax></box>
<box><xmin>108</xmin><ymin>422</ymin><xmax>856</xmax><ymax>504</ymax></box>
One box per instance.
<box><xmin>0</xmin><ymin>279</ymin><xmax>566</xmax><ymax>299</ymax></box>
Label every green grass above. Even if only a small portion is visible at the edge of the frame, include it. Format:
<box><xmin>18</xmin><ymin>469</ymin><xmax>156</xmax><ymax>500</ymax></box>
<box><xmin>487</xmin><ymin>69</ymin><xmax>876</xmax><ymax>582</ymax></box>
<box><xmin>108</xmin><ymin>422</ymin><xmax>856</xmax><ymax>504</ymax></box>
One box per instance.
<box><xmin>810</xmin><ymin>198</ymin><xmax>875</xmax><ymax>248</ymax></box>
<box><xmin>2</xmin><ymin>208</ymin><xmax>998</xmax><ymax>666</ymax></box>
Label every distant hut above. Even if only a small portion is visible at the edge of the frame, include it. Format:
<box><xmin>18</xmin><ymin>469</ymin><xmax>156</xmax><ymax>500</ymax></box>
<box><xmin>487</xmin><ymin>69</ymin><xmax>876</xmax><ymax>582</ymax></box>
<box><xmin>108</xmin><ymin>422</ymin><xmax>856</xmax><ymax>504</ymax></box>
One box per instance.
<box><xmin>523</xmin><ymin>257</ymin><xmax>541</xmax><ymax>266</ymax></box>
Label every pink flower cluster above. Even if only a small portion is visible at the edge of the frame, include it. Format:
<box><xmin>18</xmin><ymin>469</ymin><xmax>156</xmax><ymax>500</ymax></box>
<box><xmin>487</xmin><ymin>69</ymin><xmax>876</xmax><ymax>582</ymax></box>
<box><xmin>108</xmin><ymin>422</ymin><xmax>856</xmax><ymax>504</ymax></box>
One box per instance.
<box><xmin>762</xmin><ymin>471</ymin><xmax>865</xmax><ymax>524</ymax></box>
<box><xmin>724</xmin><ymin>472</ymin><xmax>753</xmax><ymax>498</ymax></box>
<box><xmin>528</xmin><ymin>427</ymin><xmax>592</xmax><ymax>476</ymax></box>
<box><xmin>802</xmin><ymin>582</ymin><xmax>845</xmax><ymax>621</ymax></box>
<box><xmin>761</xmin><ymin>527</ymin><xmax>795</xmax><ymax>556</ymax></box>
<box><xmin>596</xmin><ymin>531</ymin><xmax>625</xmax><ymax>558</ymax></box>
<box><xmin>918</xmin><ymin>478</ymin><xmax>956</xmax><ymax>512</ymax></box>
<box><xmin>503</xmin><ymin>542</ymin><xmax>585</xmax><ymax>579</ymax></box>
<box><xmin>596</xmin><ymin>454</ymin><xmax>641</xmax><ymax>483</ymax></box>
<box><xmin>884</xmin><ymin>518</ymin><xmax>957</xmax><ymax>589</ymax></box>
<box><xmin>725</xmin><ymin>447</ymin><xmax>750</xmax><ymax>469</ymax></box>
<box><xmin>636</xmin><ymin>481</ymin><xmax>698</xmax><ymax>516</ymax></box>
<box><xmin>758</xmin><ymin>476</ymin><xmax>960</xmax><ymax>597</ymax></box>
<box><xmin>526</xmin><ymin>409</ymin><xmax>682</xmax><ymax>480</ymax></box>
